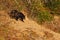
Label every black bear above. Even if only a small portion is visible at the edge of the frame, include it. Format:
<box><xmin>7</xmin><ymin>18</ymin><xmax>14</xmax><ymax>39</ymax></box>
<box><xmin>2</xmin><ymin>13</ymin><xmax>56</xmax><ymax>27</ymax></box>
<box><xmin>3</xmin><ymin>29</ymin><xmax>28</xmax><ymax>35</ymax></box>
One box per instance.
<box><xmin>9</xmin><ymin>10</ymin><xmax>25</xmax><ymax>22</ymax></box>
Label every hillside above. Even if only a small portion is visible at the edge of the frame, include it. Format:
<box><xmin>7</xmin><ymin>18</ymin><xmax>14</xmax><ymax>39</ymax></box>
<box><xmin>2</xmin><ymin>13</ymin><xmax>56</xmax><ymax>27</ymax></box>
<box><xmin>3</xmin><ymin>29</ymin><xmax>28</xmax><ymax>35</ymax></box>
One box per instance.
<box><xmin>0</xmin><ymin>10</ymin><xmax>60</xmax><ymax>40</ymax></box>
<box><xmin>0</xmin><ymin>0</ymin><xmax>60</xmax><ymax>40</ymax></box>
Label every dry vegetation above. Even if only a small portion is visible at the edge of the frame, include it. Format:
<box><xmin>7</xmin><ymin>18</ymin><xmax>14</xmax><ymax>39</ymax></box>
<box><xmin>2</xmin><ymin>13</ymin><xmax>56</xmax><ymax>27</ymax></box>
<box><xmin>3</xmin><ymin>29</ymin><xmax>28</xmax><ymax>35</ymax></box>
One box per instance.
<box><xmin>0</xmin><ymin>0</ymin><xmax>60</xmax><ymax>40</ymax></box>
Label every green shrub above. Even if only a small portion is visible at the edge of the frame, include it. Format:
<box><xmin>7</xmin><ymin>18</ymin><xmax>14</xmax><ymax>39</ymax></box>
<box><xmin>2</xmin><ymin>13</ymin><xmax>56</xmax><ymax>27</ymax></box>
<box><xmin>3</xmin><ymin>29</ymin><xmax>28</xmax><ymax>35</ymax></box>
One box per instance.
<box><xmin>22</xmin><ymin>0</ymin><xmax>53</xmax><ymax>23</ymax></box>
<box><xmin>37</xmin><ymin>11</ymin><xmax>53</xmax><ymax>23</ymax></box>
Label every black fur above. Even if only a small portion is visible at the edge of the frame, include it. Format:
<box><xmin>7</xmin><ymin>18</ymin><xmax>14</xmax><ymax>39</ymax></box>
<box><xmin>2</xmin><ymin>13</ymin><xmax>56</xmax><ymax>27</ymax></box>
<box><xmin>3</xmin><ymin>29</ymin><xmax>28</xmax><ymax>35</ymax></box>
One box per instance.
<box><xmin>9</xmin><ymin>10</ymin><xmax>25</xmax><ymax>22</ymax></box>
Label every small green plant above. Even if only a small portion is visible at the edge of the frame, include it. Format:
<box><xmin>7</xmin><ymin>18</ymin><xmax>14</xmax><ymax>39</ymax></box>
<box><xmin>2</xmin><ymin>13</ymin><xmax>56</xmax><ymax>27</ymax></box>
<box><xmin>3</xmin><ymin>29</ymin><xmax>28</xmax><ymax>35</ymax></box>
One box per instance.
<box><xmin>37</xmin><ymin>11</ymin><xmax>53</xmax><ymax>23</ymax></box>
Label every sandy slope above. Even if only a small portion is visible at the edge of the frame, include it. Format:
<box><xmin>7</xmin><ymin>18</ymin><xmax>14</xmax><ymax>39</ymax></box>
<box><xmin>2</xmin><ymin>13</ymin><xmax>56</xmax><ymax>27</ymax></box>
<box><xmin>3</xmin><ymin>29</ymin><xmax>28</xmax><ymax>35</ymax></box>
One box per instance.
<box><xmin>0</xmin><ymin>10</ymin><xmax>60</xmax><ymax>40</ymax></box>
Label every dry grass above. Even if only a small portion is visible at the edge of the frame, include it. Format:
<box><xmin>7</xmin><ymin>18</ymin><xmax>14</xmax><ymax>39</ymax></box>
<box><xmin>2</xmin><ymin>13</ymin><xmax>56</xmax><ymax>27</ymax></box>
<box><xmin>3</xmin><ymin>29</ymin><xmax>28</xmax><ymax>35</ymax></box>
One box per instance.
<box><xmin>0</xmin><ymin>0</ymin><xmax>60</xmax><ymax>40</ymax></box>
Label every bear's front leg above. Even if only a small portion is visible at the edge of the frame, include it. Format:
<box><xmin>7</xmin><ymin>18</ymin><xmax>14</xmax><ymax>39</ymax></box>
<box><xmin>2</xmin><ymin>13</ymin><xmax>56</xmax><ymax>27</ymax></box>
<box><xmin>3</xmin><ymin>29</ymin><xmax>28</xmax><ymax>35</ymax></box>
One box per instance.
<box><xmin>15</xmin><ymin>17</ymin><xmax>18</xmax><ymax>21</ymax></box>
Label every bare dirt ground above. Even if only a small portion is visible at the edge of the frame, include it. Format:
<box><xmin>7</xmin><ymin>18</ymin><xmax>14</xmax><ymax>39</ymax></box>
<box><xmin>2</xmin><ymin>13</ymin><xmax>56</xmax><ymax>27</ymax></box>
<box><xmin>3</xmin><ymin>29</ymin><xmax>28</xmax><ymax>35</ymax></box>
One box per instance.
<box><xmin>0</xmin><ymin>10</ymin><xmax>60</xmax><ymax>40</ymax></box>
